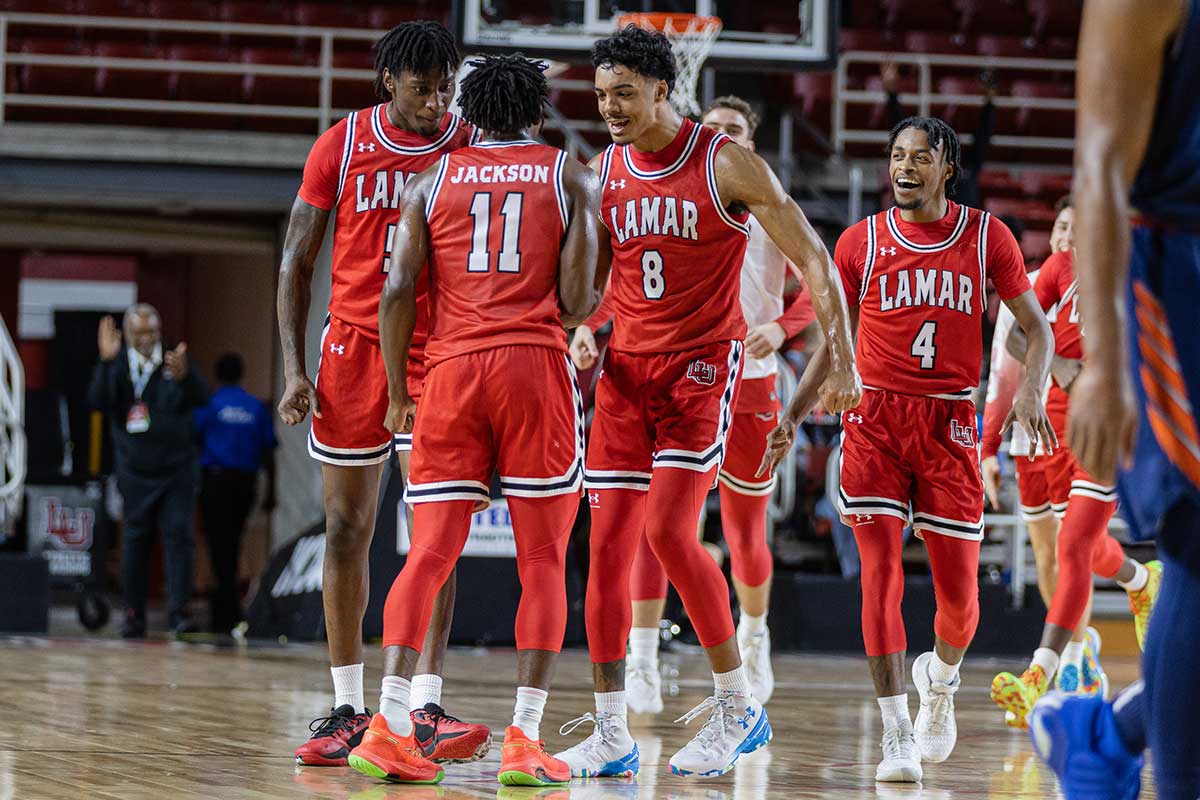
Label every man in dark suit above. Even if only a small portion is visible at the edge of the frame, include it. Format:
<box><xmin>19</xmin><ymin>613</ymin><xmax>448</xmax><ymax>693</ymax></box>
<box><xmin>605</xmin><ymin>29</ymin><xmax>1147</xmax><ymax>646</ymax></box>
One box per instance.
<box><xmin>88</xmin><ymin>303</ymin><xmax>208</xmax><ymax>637</ymax></box>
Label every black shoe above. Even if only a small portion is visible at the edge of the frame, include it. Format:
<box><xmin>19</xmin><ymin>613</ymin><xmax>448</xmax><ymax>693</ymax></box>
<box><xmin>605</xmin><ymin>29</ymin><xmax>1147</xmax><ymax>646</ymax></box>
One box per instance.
<box><xmin>120</xmin><ymin>609</ymin><xmax>147</xmax><ymax>639</ymax></box>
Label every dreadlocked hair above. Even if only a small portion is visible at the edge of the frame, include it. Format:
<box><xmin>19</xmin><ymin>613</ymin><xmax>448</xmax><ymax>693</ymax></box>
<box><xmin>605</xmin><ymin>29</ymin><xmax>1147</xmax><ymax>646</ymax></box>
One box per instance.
<box><xmin>372</xmin><ymin>21</ymin><xmax>459</xmax><ymax>100</ymax></box>
<box><xmin>592</xmin><ymin>24</ymin><xmax>677</xmax><ymax>94</ymax></box>
<box><xmin>886</xmin><ymin>115</ymin><xmax>962</xmax><ymax>197</ymax></box>
<box><xmin>458</xmin><ymin>54</ymin><xmax>549</xmax><ymax>134</ymax></box>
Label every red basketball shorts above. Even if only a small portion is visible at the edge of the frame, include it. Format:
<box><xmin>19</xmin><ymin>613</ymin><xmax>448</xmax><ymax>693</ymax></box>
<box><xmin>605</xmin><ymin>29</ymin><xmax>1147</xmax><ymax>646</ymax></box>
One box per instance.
<box><xmin>717</xmin><ymin>376</ymin><xmax>781</xmax><ymax>496</ymax></box>
<box><xmin>309</xmin><ymin>314</ymin><xmax>392</xmax><ymax>466</ymax></box>
<box><xmin>584</xmin><ymin>341</ymin><xmax>743</xmax><ymax>490</ymax></box>
<box><xmin>405</xmin><ymin>345</ymin><xmax>584</xmax><ymax>505</ymax></box>
<box><xmin>1015</xmin><ymin>456</ymin><xmax>1060</xmax><ymax>522</ymax></box>
<box><xmin>839</xmin><ymin>389</ymin><xmax>984</xmax><ymax>540</ymax></box>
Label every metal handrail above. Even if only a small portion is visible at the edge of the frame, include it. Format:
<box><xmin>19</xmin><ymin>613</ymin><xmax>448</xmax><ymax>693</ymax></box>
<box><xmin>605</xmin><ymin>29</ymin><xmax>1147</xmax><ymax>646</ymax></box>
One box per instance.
<box><xmin>0</xmin><ymin>312</ymin><xmax>26</xmax><ymax>536</ymax></box>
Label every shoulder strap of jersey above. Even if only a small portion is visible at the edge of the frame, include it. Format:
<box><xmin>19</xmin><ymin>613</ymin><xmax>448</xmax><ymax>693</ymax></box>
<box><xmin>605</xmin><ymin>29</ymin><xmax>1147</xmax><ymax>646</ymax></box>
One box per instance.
<box><xmin>859</xmin><ymin>216</ymin><xmax>878</xmax><ymax>305</ymax></box>
<box><xmin>334</xmin><ymin>111</ymin><xmax>358</xmax><ymax>205</ymax></box>
<box><xmin>424</xmin><ymin>153</ymin><xmax>452</xmax><ymax>219</ymax></box>
<box><xmin>553</xmin><ymin>150</ymin><xmax>569</xmax><ymax>232</ymax></box>
<box><xmin>599</xmin><ymin>144</ymin><xmax>615</xmax><ymax>186</ymax></box>
<box><xmin>976</xmin><ymin>209</ymin><xmax>991</xmax><ymax>312</ymax></box>
<box><xmin>704</xmin><ymin>133</ymin><xmax>750</xmax><ymax>237</ymax></box>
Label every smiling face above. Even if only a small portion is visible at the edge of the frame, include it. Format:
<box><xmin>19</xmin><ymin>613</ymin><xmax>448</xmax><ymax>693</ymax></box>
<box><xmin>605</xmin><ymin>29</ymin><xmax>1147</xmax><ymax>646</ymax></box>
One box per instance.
<box><xmin>889</xmin><ymin>127</ymin><xmax>954</xmax><ymax>213</ymax></box>
<box><xmin>124</xmin><ymin>311</ymin><xmax>161</xmax><ymax>359</ymax></box>
<box><xmin>384</xmin><ymin>68</ymin><xmax>455</xmax><ymax>138</ymax></box>
<box><xmin>1049</xmin><ymin>205</ymin><xmax>1074</xmax><ymax>252</ymax></box>
<box><xmin>594</xmin><ymin>63</ymin><xmax>668</xmax><ymax>145</ymax></box>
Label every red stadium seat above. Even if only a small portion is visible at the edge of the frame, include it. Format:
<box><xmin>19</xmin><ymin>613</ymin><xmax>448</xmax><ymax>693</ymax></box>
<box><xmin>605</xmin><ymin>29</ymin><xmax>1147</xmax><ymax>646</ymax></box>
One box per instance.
<box><xmin>1020</xmin><ymin>229</ymin><xmax>1051</xmax><ymax>264</ymax></box>
<box><xmin>1010</xmin><ymin>79</ymin><xmax>1074</xmax><ymax>137</ymax></box>
<box><xmin>295</xmin><ymin>2</ymin><xmax>367</xmax><ymax>30</ymax></box>
<box><xmin>331</xmin><ymin>50</ymin><xmax>376</xmax><ymax>111</ymax></box>
<box><xmin>903</xmin><ymin>30</ymin><xmax>972</xmax><ymax>54</ymax></box>
<box><xmin>977</xmin><ymin>169</ymin><xmax>1024</xmax><ymax>198</ymax></box>
<box><xmin>147</xmin><ymin>0</ymin><xmax>218</xmax><ymax>21</ymax></box>
<box><xmin>985</xmin><ymin>197</ymin><xmax>1059</xmax><ymax>225</ymax></box>
<box><xmin>881</xmin><ymin>0</ymin><xmax>957</xmax><ymax>33</ymax></box>
<box><xmin>14</xmin><ymin>38</ymin><xmax>92</xmax><ymax>96</ymax></box>
<box><xmin>952</xmin><ymin>0</ymin><xmax>1029</xmax><ymax>35</ymax></box>
<box><xmin>94</xmin><ymin>41</ymin><xmax>171</xmax><ymax>99</ymax></box>
<box><xmin>1027</xmin><ymin>0</ymin><xmax>1083</xmax><ymax>39</ymax></box>
<box><xmin>219</xmin><ymin>0</ymin><xmax>294</xmax><ymax>26</ymax></box>
<box><xmin>1040</xmin><ymin>36</ymin><xmax>1077</xmax><ymax>59</ymax></box>
<box><xmin>1019</xmin><ymin>170</ymin><xmax>1072</xmax><ymax>200</ymax></box>
<box><xmin>167</xmin><ymin>43</ymin><xmax>242</xmax><ymax>103</ymax></box>
<box><xmin>844</xmin><ymin>0</ymin><xmax>883</xmax><ymax>28</ymax></box>
<box><xmin>367</xmin><ymin>4</ymin><xmax>424</xmax><ymax>31</ymax></box>
<box><xmin>838</xmin><ymin>28</ymin><xmax>898</xmax><ymax>52</ymax></box>
<box><xmin>933</xmin><ymin>75</ymin><xmax>987</xmax><ymax>131</ymax></box>
<box><xmin>241</xmin><ymin>47</ymin><xmax>319</xmax><ymax>107</ymax></box>
<box><xmin>792</xmin><ymin>72</ymin><xmax>833</xmax><ymax>122</ymax></box>
<box><xmin>973</xmin><ymin>34</ymin><xmax>1032</xmax><ymax>58</ymax></box>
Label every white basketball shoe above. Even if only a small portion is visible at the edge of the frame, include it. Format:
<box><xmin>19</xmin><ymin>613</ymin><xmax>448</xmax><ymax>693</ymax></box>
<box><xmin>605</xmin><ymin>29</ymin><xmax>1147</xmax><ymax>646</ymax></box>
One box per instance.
<box><xmin>737</xmin><ymin>626</ymin><xmax>775</xmax><ymax>704</ymax></box>
<box><xmin>555</xmin><ymin>712</ymin><xmax>640</xmax><ymax>778</ymax></box>
<box><xmin>667</xmin><ymin>691</ymin><xmax>772</xmax><ymax>778</ymax></box>
<box><xmin>876</xmin><ymin>725</ymin><xmax>923</xmax><ymax>783</ymax></box>
<box><xmin>912</xmin><ymin>651</ymin><xmax>959</xmax><ymax>763</ymax></box>
<box><xmin>626</xmin><ymin>662</ymin><xmax>664</xmax><ymax>714</ymax></box>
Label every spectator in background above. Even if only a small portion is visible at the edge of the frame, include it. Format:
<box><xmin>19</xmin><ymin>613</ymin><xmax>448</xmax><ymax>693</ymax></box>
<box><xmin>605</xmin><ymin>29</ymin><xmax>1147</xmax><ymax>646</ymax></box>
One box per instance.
<box><xmin>88</xmin><ymin>304</ymin><xmax>208</xmax><ymax>638</ymax></box>
<box><xmin>195</xmin><ymin>353</ymin><xmax>277</xmax><ymax>635</ymax></box>
<box><xmin>883</xmin><ymin>62</ymin><xmax>995</xmax><ymax>207</ymax></box>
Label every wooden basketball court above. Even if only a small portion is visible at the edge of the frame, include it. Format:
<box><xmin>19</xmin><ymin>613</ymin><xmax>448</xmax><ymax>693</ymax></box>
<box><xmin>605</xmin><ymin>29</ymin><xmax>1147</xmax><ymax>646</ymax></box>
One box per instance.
<box><xmin>0</xmin><ymin>636</ymin><xmax>1154</xmax><ymax>798</ymax></box>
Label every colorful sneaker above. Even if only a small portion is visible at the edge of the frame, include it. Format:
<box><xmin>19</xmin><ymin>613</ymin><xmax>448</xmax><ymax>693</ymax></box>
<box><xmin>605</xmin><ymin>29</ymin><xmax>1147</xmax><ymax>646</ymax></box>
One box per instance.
<box><xmin>1057</xmin><ymin>663</ymin><xmax>1083</xmax><ymax>693</ymax></box>
<box><xmin>1081</xmin><ymin>627</ymin><xmax>1109</xmax><ymax>698</ymax></box>
<box><xmin>347</xmin><ymin>713</ymin><xmax>444</xmax><ymax>784</ymax></box>
<box><xmin>1029</xmin><ymin>692</ymin><xmax>1143</xmax><ymax>800</ymax></box>
<box><xmin>875</xmin><ymin>725</ymin><xmax>922</xmax><ymax>783</ymax></box>
<box><xmin>626</xmin><ymin>663</ymin><xmax>664</xmax><ymax>714</ymax></box>
<box><xmin>411</xmin><ymin>703</ymin><xmax>492</xmax><ymax>763</ymax></box>
<box><xmin>1127</xmin><ymin>560</ymin><xmax>1162</xmax><ymax>650</ymax></box>
<box><xmin>667</xmin><ymin>692</ymin><xmax>772</xmax><ymax>778</ymax></box>
<box><xmin>555</xmin><ymin>712</ymin><xmax>640</xmax><ymax>778</ymax></box>
<box><xmin>498</xmin><ymin>726</ymin><xmax>571</xmax><ymax>786</ymax></box>
<box><xmin>294</xmin><ymin>704</ymin><xmax>372</xmax><ymax>766</ymax></box>
<box><xmin>738</xmin><ymin>627</ymin><xmax>775</xmax><ymax>704</ymax></box>
<box><xmin>912</xmin><ymin>651</ymin><xmax>958</xmax><ymax>763</ymax></box>
<box><xmin>992</xmin><ymin>666</ymin><xmax>1050</xmax><ymax>729</ymax></box>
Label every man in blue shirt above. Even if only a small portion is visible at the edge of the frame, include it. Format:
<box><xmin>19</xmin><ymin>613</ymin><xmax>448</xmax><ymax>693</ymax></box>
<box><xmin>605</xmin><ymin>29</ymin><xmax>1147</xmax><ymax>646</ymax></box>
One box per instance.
<box><xmin>195</xmin><ymin>353</ymin><xmax>277</xmax><ymax>633</ymax></box>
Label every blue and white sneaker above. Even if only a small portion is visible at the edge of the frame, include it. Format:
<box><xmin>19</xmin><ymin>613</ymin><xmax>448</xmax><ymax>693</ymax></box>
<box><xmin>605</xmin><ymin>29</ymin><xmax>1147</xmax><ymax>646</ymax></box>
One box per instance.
<box><xmin>1029</xmin><ymin>692</ymin><xmax>1143</xmax><ymax>800</ymax></box>
<box><xmin>555</xmin><ymin>712</ymin><xmax>639</xmax><ymax>778</ymax></box>
<box><xmin>1058</xmin><ymin>663</ymin><xmax>1083</xmax><ymax>693</ymax></box>
<box><xmin>667</xmin><ymin>691</ymin><xmax>772</xmax><ymax>778</ymax></box>
<box><xmin>1081</xmin><ymin>627</ymin><xmax>1109</xmax><ymax>699</ymax></box>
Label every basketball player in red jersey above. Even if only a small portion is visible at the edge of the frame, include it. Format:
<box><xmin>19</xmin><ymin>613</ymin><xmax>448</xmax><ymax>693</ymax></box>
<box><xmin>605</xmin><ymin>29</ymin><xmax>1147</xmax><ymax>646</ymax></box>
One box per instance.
<box><xmin>991</xmin><ymin>246</ymin><xmax>1160</xmax><ymax>726</ymax></box>
<box><xmin>346</xmin><ymin>54</ymin><xmax>603</xmax><ymax>786</ymax></box>
<box><xmin>760</xmin><ymin>116</ymin><xmax>1056</xmax><ymax>783</ymax></box>
<box><xmin>276</xmin><ymin>22</ymin><xmax>488</xmax><ymax>766</ymax></box>
<box><xmin>556</xmin><ymin>27</ymin><xmax>860</xmax><ymax>779</ymax></box>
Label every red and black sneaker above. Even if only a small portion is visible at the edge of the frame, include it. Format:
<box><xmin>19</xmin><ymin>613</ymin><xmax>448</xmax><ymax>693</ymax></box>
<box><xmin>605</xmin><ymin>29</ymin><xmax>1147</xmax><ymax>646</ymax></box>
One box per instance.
<box><xmin>294</xmin><ymin>704</ymin><xmax>372</xmax><ymax>766</ymax></box>
<box><xmin>411</xmin><ymin>703</ymin><xmax>493</xmax><ymax>763</ymax></box>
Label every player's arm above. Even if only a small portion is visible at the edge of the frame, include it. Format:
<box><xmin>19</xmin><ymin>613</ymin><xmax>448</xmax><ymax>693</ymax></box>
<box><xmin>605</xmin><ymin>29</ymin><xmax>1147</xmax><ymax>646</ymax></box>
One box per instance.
<box><xmin>714</xmin><ymin>143</ymin><xmax>861</xmax><ymax>412</ymax></box>
<box><xmin>378</xmin><ymin>167</ymin><xmax>434</xmax><ymax>435</ymax></box>
<box><xmin>557</xmin><ymin>159</ymin><xmax>606</xmax><ymax>328</ymax></box>
<box><xmin>276</xmin><ymin>197</ymin><xmax>330</xmax><ymax>425</ymax></box>
<box><xmin>1001</xmin><ymin>290</ymin><xmax>1058</xmax><ymax>456</ymax></box>
<box><xmin>1070</xmin><ymin>0</ymin><xmax>1185</xmax><ymax>481</ymax></box>
<box><xmin>570</xmin><ymin>152</ymin><xmax>615</xmax><ymax>369</ymax></box>
<box><xmin>1006</xmin><ymin>326</ymin><xmax>1081</xmax><ymax>394</ymax></box>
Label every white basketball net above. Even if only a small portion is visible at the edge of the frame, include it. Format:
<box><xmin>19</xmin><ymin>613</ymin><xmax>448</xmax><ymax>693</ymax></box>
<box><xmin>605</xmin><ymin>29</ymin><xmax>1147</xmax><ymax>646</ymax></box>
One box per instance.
<box><xmin>618</xmin><ymin>14</ymin><xmax>723</xmax><ymax>116</ymax></box>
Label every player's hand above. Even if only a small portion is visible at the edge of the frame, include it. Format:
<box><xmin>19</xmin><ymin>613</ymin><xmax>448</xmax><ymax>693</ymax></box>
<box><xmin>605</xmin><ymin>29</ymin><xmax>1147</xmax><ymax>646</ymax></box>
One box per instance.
<box><xmin>163</xmin><ymin>342</ymin><xmax>189</xmax><ymax>379</ymax></box>
<box><xmin>756</xmin><ymin>418</ymin><xmax>796</xmax><ymax>478</ymax></box>
<box><xmin>881</xmin><ymin>60</ymin><xmax>901</xmax><ymax>93</ymax></box>
<box><xmin>819</xmin><ymin>362</ymin><xmax>863</xmax><ymax>414</ymax></box>
<box><xmin>1068</xmin><ymin>362</ymin><xmax>1136</xmax><ymax>484</ymax></box>
<box><xmin>1004</xmin><ymin>385</ymin><xmax>1058</xmax><ymax>459</ymax></box>
<box><xmin>981</xmin><ymin>455</ymin><xmax>1002</xmax><ymax>510</ymax></box>
<box><xmin>745</xmin><ymin>322</ymin><xmax>786</xmax><ymax>359</ymax></box>
<box><xmin>97</xmin><ymin>316</ymin><xmax>122</xmax><ymax>361</ymax></box>
<box><xmin>278</xmin><ymin>374</ymin><xmax>320</xmax><ymax>425</ymax></box>
<box><xmin>569</xmin><ymin>326</ymin><xmax>599</xmax><ymax>370</ymax></box>
<box><xmin>384</xmin><ymin>392</ymin><xmax>417</xmax><ymax>435</ymax></box>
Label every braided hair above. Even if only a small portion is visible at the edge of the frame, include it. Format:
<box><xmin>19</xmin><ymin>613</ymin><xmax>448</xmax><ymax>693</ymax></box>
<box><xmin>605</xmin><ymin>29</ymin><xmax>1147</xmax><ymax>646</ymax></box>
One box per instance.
<box><xmin>372</xmin><ymin>21</ymin><xmax>459</xmax><ymax>100</ymax></box>
<box><xmin>592</xmin><ymin>24</ymin><xmax>677</xmax><ymax>94</ymax></box>
<box><xmin>887</xmin><ymin>116</ymin><xmax>962</xmax><ymax>197</ymax></box>
<box><xmin>458</xmin><ymin>54</ymin><xmax>549</xmax><ymax>134</ymax></box>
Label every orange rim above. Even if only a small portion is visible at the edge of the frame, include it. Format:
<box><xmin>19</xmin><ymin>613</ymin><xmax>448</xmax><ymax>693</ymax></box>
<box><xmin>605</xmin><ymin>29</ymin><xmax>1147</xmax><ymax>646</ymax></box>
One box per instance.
<box><xmin>616</xmin><ymin>12</ymin><xmax>722</xmax><ymax>33</ymax></box>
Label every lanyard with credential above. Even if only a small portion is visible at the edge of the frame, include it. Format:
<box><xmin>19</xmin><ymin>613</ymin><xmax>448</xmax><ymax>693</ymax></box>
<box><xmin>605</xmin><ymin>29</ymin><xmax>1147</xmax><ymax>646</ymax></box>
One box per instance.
<box><xmin>130</xmin><ymin>357</ymin><xmax>156</xmax><ymax>400</ymax></box>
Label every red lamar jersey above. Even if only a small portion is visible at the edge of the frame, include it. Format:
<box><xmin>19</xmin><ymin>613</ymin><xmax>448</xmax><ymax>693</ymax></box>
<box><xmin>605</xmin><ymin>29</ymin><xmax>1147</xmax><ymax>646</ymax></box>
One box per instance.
<box><xmin>1034</xmin><ymin>249</ymin><xmax>1083</xmax><ymax>420</ymax></box>
<box><xmin>835</xmin><ymin>201</ymin><xmax>1030</xmax><ymax>397</ymax></box>
<box><xmin>422</xmin><ymin>140</ymin><xmax>571</xmax><ymax>366</ymax></box>
<box><xmin>600</xmin><ymin>118</ymin><xmax>751</xmax><ymax>353</ymax></box>
<box><xmin>297</xmin><ymin>104</ymin><xmax>475</xmax><ymax>346</ymax></box>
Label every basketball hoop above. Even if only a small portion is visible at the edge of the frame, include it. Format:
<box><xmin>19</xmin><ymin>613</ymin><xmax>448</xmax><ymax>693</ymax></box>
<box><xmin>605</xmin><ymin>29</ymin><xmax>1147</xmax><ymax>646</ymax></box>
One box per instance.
<box><xmin>616</xmin><ymin>12</ymin><xmax>722</xmax><ymax>116</ymax></box>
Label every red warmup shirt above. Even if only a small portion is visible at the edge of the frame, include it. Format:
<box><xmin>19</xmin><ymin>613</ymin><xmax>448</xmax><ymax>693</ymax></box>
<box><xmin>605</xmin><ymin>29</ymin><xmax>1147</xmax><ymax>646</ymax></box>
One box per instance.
<box><xmin>422</xmin><ymin>140</ymin><xmax>571</xmax><ymax>366</ymax></box>
<box><xmin>298</xmin><ymin>104</ymin><xmax>475</xmax><ymax>362</ymax></box>
<box><xmin>835</xmin><ymin>201</ymin><xmax>1030</xmax><ymax>397</ymax></box>
<box><xmin>598</xmin><ymin>118</ymin><xmax>751</xmax><ymax>354</ymax></box>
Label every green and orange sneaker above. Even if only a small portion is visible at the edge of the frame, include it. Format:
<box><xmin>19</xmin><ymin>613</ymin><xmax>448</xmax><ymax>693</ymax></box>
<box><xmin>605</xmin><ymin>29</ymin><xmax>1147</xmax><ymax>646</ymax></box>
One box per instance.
<box><xmin>348</xmin><ymin>713</ymin><xmax>445</xmax><ymax>784</ymax></box>
<box><xmin>1128</xmin><ymin>560</ymin><xmax>1162</xmax><ymax>650</ymax></box>
<box><xmin>991</xmin><ymin>665</ymin><xmax>1050</xmax><ymax>729</ymax></box>
<box><xmin>498</xmin><ymin>726</ymin><xmax>571</xmax><ymax>786</ymax></box>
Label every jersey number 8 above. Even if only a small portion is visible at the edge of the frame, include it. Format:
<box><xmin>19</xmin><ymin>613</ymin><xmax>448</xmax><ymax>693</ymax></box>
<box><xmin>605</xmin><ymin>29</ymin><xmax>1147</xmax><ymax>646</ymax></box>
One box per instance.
<box><xmin>642</xmin><ymin>249</ymin><xmax>665</xmax><ymax>300</ymax></box>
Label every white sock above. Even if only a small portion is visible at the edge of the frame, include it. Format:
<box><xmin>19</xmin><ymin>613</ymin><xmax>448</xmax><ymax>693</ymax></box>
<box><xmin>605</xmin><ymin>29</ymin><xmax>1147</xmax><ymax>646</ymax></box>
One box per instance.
<box><xmin>713</xmin><ymin>666</ymin><xmax>753</xmax><ymax>696</ymax></box>
<box><xmin>877</xmin><ymin>694</ymin><xmax>911</xmax><ymax>731</ymax></box>
<box><xmin>1062</xmin><ymin>641</ymin><xmax>1085</xmax><ymax>673</ymax></box>
<box><xmin>927</xmin><ymin>652</ymin><xmax>960</xmax><ymax>686</ymax></box>
<box><xmin>513</xmin><ymin>686</ymin><xmax>548</xmax><ymax>740</ymax></box>
<box><xmin>1118</xmin><ymin>561</ymin><xmax>1149</xmax><ymax>592</ymax></box>
<box><xmin>738</xmin><ymin>611</ymin><xmax>767</xmax><ymax>637</ymax></box>
<box><xmin>629</xmin><ymin>627</ymin><xmax>659</xmax><ymax>668</ymax></box>
<box><xmin>379</xmin><ymin>676</ymin><xmax>413</xmax><ymax>736</ymax></box>
<box><xmin>331</xmin><ymin>664</ymin><xmax>365</xmax><ymax>713</ymax></box>
<box><xmin>411</xmin><ymin>674</ymin><xmax>443</xmax><ymax>709</ymax></box>
<box><xmin>595</xmin><ymin>690</ymin><xmax>627</xmax><ymax>721</ymax></box>
<box><xmin>1032</xmin><ymin>647</ymin><xmax>1060</xmax><ymax>681</ymax></box>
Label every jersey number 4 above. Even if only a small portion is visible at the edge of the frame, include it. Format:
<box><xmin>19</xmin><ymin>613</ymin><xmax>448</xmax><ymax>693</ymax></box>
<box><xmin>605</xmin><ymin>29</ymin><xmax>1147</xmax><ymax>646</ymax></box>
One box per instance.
<box><xmin>911</xmin><ymin>320</ymin><xmax>937</xmax><ymax>370</ymax></box>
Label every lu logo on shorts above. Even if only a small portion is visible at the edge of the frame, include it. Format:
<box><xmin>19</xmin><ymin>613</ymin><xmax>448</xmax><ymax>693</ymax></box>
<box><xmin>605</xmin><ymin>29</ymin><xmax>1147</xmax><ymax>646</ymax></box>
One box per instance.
<box><xmin>686</xmin><ymin>360</ymin><xmax>717</xmax><ymax>386</ymax></box>
<box><xmin>950</xmin><ymin>419</ymin><xmax>976</xmax><ymax>448</ymax></box>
